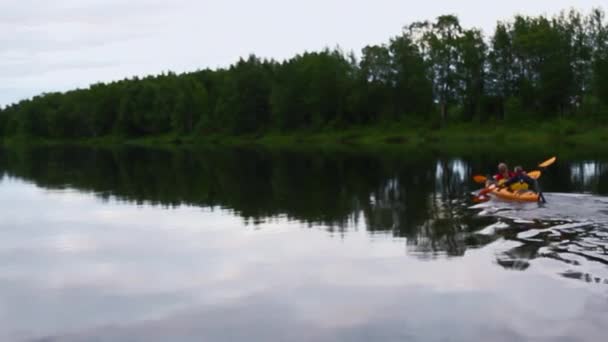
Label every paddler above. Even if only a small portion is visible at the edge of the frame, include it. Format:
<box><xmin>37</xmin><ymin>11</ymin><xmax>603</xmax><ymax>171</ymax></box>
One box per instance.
<box><xmin>486</xmin><ymin>163</ymin><xmax>515</xmax><ymax>187</ymax></box>
<box><xmin>504</xmin><ymin>166</ymin><xmax>537</xmax><ymax>192</ymax></box>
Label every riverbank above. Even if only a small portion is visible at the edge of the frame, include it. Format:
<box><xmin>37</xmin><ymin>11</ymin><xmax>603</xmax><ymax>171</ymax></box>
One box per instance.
<box><xmin>2</xmin><ymin>121</ymin><xmax>608</xmax><ymax>153</ymax></box>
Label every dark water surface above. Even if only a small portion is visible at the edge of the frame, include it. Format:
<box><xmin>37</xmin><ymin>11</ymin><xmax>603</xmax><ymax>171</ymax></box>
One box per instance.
<box><xmin>0</xmin><ymin>145</ymin><xmax>607</xmax><ymax>342</ymax></box>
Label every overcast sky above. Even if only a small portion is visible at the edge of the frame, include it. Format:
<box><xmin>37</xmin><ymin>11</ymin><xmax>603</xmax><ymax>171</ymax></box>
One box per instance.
<box><xmin>1</xmin><ymin>0</ymin><xmax>605</xmax><ymax>107</ymax></box>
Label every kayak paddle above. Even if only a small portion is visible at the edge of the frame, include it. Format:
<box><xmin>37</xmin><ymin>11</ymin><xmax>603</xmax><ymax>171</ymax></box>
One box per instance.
<box><xmin>472</xmin><ymin>157</ymin><xmax>555</xmax><ymax>203</ymax></box>
<box><xmin>473</xmin><ymin>175</ymin><xmax>488</xmax><ymax>184</ymax></box>
<box><xmin>535</xmin><ymin>156</ymin><xmax>556</xmax><ymax>204</ymax></box>
<box><xmin>527</xmin><ymin>170</ymin><xmax>541</xmax><ymax>179</ymax></box>
<box><xmin>539</xmin><ymin>156</ymin><xmax>557</xmax><ymax>168</ymax></box>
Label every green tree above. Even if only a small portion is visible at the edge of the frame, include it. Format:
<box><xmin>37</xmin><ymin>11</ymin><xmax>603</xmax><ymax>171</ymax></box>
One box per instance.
<box><xmin>359</xmin><ymin>44</ymin><xmax>394</xmax><ymax>122</ymax></box>
<box><xmin>488</xmin><ymin>22</ymin><xmax>515</xmax><ymax>120</ymax></box>
<box><xmin>457</xmin><ymin>29</ymin><xmax>487</xmax><ymax>121</ymax></box>
<box><xmin>422</xmin><ymin>15</ymin><xmax>463</xmax><ymax>122</ymax></box>
<box><xmin>271</xmin><ymin>50</ymin><xmax>355</xmax><ymax>130</ymax></box>
<box><xmin>588</xmin><ymin>9</ymin><xmax>608</xmax><ymax>110</ymax></box>
<box><xmin>215</xmin><ymin>55</ymin><xmax>273</xmax><ymax>134</ymax></box>
<box><xmin>389</xmin><ymin>33</ymin><xmax>434</xmax><ymax>120</ymax></box>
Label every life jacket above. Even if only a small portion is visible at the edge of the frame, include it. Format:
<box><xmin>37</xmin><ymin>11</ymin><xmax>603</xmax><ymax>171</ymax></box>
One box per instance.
<box><xmin>510</xmin><ymin>181</ymin><xmax>529</xmax><ymax>191</ymax></box>
<box><xmin>494</xmin><ymin>172</ymin><xmax>515</xmax><ymax>186</ymax></box>
<box><xmin>507</xmin><ymin>172</ymin><xmax>530</xmax><ymax>191</ymax></box>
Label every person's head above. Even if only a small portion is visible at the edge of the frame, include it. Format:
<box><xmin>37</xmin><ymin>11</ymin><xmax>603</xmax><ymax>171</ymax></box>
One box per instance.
<box><xmin>514</xmin><ymin>166</ymin><xmax>523</xmax><ymax>173</ymax></box>
<box><xmin>498</xmin><ymin>163</ymin><xmax>508</xmax><ymax>174</ymax></box>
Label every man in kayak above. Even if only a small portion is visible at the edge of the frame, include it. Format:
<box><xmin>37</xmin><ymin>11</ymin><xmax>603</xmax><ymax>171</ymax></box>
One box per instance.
<box><xmin>486</xmin><ymin>163</ymin><xmax>515</xmax><ymax>187</ymax></box>
<box><xmin>503</xmin><ymin>166</ymin><xmax>537</xmax><ymax>192</ymax></box>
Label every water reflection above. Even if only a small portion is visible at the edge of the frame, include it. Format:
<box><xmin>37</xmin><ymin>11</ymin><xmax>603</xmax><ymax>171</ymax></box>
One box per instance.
<box><xmin>1</xmin><ymin>146</ymin><xmax>608</xmax><ymax>341</ymax></box>
<box><xmin>0</xmin><ymin>146</ymin><xmax>479</xmax><ymax>241</ymax></box>
<box><xmin>0</xmin><ymin>145</ymin><xmax>607</xmax><ymax>263</ymax></box>
<box><xmin>570</xmin><ymin>161</ymin><xmax>608</xmax><ymax>191</ymax></box>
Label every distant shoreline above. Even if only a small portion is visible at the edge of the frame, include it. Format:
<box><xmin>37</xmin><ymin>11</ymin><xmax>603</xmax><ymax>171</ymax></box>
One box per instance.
<box><xmin>3</xmin><ymin>122</ymin><xmax>608</xmax><ymax>154</ymax></box>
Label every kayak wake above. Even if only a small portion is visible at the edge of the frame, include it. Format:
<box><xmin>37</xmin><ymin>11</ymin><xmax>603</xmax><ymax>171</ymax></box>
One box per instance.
<box><xmin>469</xmin><ymin>193</ymin><xmax>608</xmax><ymax>287</ymax></box>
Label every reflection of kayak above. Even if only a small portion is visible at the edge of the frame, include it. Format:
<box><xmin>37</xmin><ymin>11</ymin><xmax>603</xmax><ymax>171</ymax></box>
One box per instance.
<box><xmin>489</xmin><ymin>187</ymin><xmax>540</xmax><ymax>202</ymax></box>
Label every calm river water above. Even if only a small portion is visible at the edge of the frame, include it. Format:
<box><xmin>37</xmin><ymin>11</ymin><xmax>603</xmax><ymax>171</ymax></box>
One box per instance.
<box><xmin>0</xmin><ymin>145</ymin><xmax>606</xmax><ymax>342</ymax></box>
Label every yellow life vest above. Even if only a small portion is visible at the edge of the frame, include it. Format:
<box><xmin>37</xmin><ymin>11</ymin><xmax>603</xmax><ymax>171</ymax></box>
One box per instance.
<box><xmin>497</xmin><ymin>177</ymin><xmax>529</xmax><ymax>191</ymax></box>
<box><xmin>509</xmin><ymin>181</ymin><xmax>529</xmax><ymax>191</ymax></box>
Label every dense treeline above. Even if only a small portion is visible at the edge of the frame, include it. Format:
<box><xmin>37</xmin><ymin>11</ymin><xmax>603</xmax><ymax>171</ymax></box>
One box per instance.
<box><xmin>1</xmin><ymin>9</ymin><xmax>608</xmax><ymax>139</ymax></box>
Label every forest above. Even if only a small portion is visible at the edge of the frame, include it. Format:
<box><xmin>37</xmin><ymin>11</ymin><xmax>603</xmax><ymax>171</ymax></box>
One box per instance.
<box><xmin>1</xmin><ymin>9</ymin><xmax>607</xmax><ymax>140</ymax></box>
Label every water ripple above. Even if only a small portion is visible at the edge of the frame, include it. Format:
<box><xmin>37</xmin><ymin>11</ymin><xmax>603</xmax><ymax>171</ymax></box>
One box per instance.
<box><xmin>471</xmin><ymin>193</ymin><xmax>608</xmax><ymax>286</ymax></box>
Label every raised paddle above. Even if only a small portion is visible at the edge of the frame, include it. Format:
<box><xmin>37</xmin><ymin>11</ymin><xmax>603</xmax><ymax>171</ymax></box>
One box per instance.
<box><xmin>539</xmin><ymin>157</ymin><xmax>557</xmax><ymax>168</ymax></box>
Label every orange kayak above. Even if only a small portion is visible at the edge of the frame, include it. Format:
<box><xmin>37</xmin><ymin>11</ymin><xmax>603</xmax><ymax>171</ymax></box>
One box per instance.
<box><xmin>490</xmin><ymin>187</ymin><xmax>540</xmax><ymax>202</ymax></box>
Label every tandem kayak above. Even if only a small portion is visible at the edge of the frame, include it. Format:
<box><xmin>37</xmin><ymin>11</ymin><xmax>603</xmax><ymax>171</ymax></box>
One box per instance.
<box><xmin>472</xmin><ymin>157</ymin><xmax>556</xmax><ymax>204</ymax></box>
<box><xmin>489</xmin><ymin>187</ymin><xmax>540</xmax><ymax>202</ymax></box>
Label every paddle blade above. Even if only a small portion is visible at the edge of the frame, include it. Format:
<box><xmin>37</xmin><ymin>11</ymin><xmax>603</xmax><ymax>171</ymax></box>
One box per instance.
<box><xmin>539</xmin><ymin>157</ymin><xmax>557</xmax><ymax>168</ymax></box>
<box><xmin>473</xmin><ymin>175</ymin><xmax>487</xmax><ymax>184</ymax></box>
<box><xmin>527</xmin><ymin>170</ymin><xmax>542</xmax><ymax>179</ymax></box>
<box><xmin>478</xmin><ymin>185</ymin><xmax>495</xmax><ymax>196</ymax></box>
<box><xmin>473</xmin><ymin>184</ymin><xmax>497</xmax><ymax>203</ymax></box>
<box><xmin>473</xmin><ymin>195</ymin><xmax>491</xmax><ymax>203</ymax></box>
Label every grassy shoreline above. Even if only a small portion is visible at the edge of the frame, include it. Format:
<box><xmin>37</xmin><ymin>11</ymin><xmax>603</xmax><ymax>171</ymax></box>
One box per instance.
<box><xmin>2</xmin><ymin>122</ymin><xmax>608</xmax><ymax>152</ymax></box>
